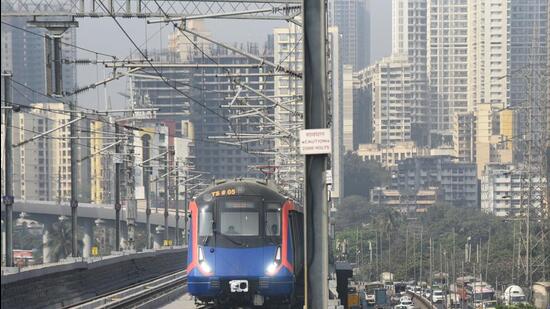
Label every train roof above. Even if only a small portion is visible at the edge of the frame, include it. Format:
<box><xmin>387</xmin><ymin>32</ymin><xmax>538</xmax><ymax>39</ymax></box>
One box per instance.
<box><xmin>195</xmin><ymin>179</ymin><xmax>301</xmax><ymax>210</ymax></box>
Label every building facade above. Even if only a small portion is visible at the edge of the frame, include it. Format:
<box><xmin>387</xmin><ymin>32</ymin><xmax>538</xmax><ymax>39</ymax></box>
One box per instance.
<box><xmin>359</xmin><ymin>55</ymin><xmax>413</xmax><ymax>145</ymax></box>
<box><xmin>371</xmin><ymin>186</ymin><xmax>439</xmax><ymax>213</ymax></box>
<box><xmin>392</xmin><ymin>0</ymin><xmax>430</xmax><ymax>145</ymax></box>
<box><xmin>481</xmin><ymin>163</ymin><xmax>545</xmax><ymax>217</ymax></box>
<box><xmin>356</xmin><ymin>141</ymin><xmax>429</xmax><ymax>168</ymax></box>
<box><xmin>392</xmin><ymin>155</ymin><xmax>478</xmax><ymax>207</ymax></box>
<box><xmin>330</xmin><ymin>0</ymin><xmax>371</xmax><ymax>70</ymax></box>
<box><xmin>3</xmin><ymin>103</ymin><xmax>91</xmax><ymax>202</ymax></box>
<box><xmin>427</xmin><ymin>0</ymin><xmax>469</xmax><ymax>133</ymax></box>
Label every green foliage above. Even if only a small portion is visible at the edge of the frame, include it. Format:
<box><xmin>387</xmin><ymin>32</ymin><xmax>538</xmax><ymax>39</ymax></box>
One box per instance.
<box><xmin>46</xmin><ymin>220</ymin><xmax>83</xmax><ymax>262</ymax></box>
<box><xmin>343</xmin><ymin>152</ymin><xmax>390</xmax><ymax>198</ymax></box>
<box><xmin>335</xmin><ymin>203</ymin><xmax>548</xmax><ymax>286</ymax></box>
<box><xmin>13</xmin><ymin>224</ymin><xmax>42</xmax><ymax>251</ymax></box>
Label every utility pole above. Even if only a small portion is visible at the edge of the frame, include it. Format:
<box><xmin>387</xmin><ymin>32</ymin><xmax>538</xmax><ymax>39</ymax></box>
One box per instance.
<box><xmin>114</xmin><ymin>123</ymin><xmax>122</xmax><ymax>251</ymax></box>
<box><xmin>175</xmin><ymin>162</ymin><xmax>180</xmax><ymax>246</ymax></box>
<box><xmin>303</xmin><ymin>0</ymin><xmax>329</xmax><ymax>307</ymax></box>
<box><xmin>164</xmin><ymin>150</ymin><xmax>169</xmax><ymax>243</ymax></box>
<box><xmin>2</xmin><ymin>72</ymin><xmax>14</xmax><ymax>267</ymax></box>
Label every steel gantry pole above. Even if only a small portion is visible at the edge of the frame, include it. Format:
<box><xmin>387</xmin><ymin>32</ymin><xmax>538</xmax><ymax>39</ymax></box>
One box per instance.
<box><xmin>114</xmin><ymin>123</ymin><xmax>122</xmax><ymax>251</ymax></box>
<box><xmin>303</xmin><ymin>0</ymin><xmax>329</xmax><ymax>307</ymax></box>
<box><xmin>2</xmin><ymin>72</ymin><xmax>14</xmax><ymax>267</ymax></box>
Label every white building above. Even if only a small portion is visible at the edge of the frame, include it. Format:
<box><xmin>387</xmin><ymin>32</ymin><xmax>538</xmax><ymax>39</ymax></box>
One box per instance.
<box><xmin>342</xmin><ymin>65</ymin><xmax>354</xmax><ymax>151</ymax></box>
<box><xmin>328</xmin><ymin>26</ymin><xmax>344</xmax><ymax>205</ymax></box>
<box><xmin>427</xmin><ymin>0</ymin><xmax>469</xmax><ymax>133</ymax></box>
<box><xmin>273</xmin><ymin>23</ymin><xmax>304</xmax><ymax>197</ymax></box>
<box><xmin>361</xmin><ymin>55</ymin><xmax>413</xmax><ymax>145</ymax></box>
<box><xmin>481</xmin><ymin>164</ymin><xmax>545</xmax><ymax>217</ymax></box>
<box><xmin>392</xmin><ymin>0</ymin><xmax>430</xmax><ymax>144</ymax></box>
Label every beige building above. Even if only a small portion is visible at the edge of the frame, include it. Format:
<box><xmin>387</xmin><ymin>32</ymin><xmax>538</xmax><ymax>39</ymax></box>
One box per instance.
<box><xmin>370</xmin><ymin>186</ymin><xmax>439</xmax><ymax>213</ymax></box>
<box><xmin>356</xmin><ymin>141</ymin><xmax>429</xmax><ymax>168</ymax></box>
<box><xmin>474</xmin><ymin>103</ymin><xmax>513</xmax><ymax>178</ymax></box>
<box><xmin>90</xmin><ymin>120</ymin><xmax>116</xmax><ymax>204</ymax></box>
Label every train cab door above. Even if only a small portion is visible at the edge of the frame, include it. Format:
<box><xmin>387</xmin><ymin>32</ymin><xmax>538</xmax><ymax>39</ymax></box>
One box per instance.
<box><xmin>289</xmin><ymin>211</ymin><xmax>304</xmax><ymax>278</ymax></box>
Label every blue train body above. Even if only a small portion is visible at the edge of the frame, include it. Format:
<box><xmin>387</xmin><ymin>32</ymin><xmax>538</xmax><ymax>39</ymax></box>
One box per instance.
<box><xmin>186</xmin><ymin>180</ymin><xmax>304</xmax><ymax>307</ymax></box>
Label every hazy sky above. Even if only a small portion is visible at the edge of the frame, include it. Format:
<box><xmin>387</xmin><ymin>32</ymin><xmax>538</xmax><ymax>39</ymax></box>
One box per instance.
<box><xmin>75</xmin><ymin>0</ymin><xmax>391</xmax><ymax>109</ymax></box>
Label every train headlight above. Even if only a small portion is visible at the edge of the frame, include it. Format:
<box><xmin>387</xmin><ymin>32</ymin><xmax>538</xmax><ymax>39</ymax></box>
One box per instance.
<box><xmin>198</xmin><ymin>247</ymin><xmax>212</xmax><ymax>274</ymax></box>
<box><xmin>266</xmin><ymin>246</ymin><xmax>281</xmax><ymax>276</ymax></box>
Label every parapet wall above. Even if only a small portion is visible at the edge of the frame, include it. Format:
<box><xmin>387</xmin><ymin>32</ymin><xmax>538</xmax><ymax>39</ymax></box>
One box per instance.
<box><xmin>1</xmin><ymin>247</ymin><xmax>187</xmax><ymax>309</ymax></box>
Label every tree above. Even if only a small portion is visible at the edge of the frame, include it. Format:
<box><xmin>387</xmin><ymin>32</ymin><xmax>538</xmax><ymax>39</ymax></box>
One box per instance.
<box><xmin>343</xmin><ymin>152</ymin><xmax>390</xmax><ymax>198</ymax></box>
<box><xmin>46</xmin><ymin>220</ymin><xmax>82</xmax><ymax>262</ymax></box>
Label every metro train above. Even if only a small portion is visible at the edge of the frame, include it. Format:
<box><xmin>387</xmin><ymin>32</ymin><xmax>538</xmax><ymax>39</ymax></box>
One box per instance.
<box><xmin>186</xmin><ymin>179</ymin><xmax>304</xmax><ymax>308</ymax></box>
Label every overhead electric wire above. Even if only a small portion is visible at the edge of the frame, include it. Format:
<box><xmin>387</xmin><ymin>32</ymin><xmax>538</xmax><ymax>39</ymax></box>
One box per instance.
<box><xmin>0</xmin><ymin>21</ymin><xmax>117</xmax><ymax>59</ymax></box>
<box><xmin>95</xmin><ymin>0</ymin><xmax>231</xmax><ymax>125</ymax></box>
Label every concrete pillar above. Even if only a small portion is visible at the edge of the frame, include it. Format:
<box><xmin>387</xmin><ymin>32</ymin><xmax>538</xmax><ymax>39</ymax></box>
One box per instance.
<box><xmin>42</xmin><ymin>219</ymin><xmax>54</xmax><ymax>264</ymax></box>
<box><xmin>153</xmin><ymin>226</ymin><xmax>164</xmax><ymax>249</ymax></box>
<box><xmin>120</xmin><ymin>223</ymin><xmax>127</xmax><ymax>251</ymax></box>
<box><xmin>2</xmin><ymin>219</ymin><xmax>5</xmax><ymax>265</ymax></box>
<box><xmin>82</xmin><ymin>219</ymin><xmax>93</xmax><ymax>258</ymax></box>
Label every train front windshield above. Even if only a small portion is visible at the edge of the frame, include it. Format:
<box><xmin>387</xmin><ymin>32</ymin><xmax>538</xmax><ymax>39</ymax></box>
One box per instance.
<box><xmin>198</xmin><ymin>197</ymin><xmax>282</xmax><ymax>247</ymax></box>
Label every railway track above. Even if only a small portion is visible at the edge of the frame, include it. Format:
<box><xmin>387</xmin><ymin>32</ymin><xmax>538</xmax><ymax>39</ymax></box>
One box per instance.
<box><xmin>68</xmin><ymin>270</ymin><xmax>187</xmax><ymax>309</ymax></box>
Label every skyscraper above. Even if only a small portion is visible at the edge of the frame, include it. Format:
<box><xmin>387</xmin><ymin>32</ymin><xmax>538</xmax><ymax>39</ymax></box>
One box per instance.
<box><xmin>392</xmin><ymin>0</ymin><xmax>430</xmax><ymax>145</ymax></box>
<box><xmin>330</xmin><ymin>0</ymin><xmax>371</xmax><ymax>71</ymax></box>
<box><xmin>427</xmin><ymin>0</ymin><xmax>469</xmax><ymax>134</ymax></box>
<box><xmin>273</xmin><ymin>22</ymin><xmax>303</xmax><ymax>197</ymax></box>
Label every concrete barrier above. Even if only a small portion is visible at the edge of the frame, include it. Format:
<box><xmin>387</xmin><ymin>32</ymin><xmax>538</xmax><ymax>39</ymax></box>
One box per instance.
<box><xmin>1</xmin><ymin>247</ymin><xmax>187</xmax><ymax>309</ymax></box>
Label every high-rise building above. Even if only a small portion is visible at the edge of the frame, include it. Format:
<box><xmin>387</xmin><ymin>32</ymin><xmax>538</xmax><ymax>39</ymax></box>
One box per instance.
<box><xmin>467</xmin><ymin>0</ymin><xmax>548</xmax><ymax>169</ymax></box>
<box><xmin>359</xmin><ymin>55</ymin><xmax>413</xmax><ymax>145</ymax></box>
<box><xmin>392</xmin><ymin>0</ymin><xmax>430</xmax><ymax>144</ymax></box>
<box><xmin>328</xmin><ymin>26</ymin><xmax>344</xmax><ymax>205</ymax></box>
<box><xmin>427</xmin><ymin>0</ymin><xmax>469</xmax><ymax>133</ymax></box>
<box><xmin>342</xmin><ymin>65</ymin><xmax>354</xmax><ymax>151</ymax></box>
<box><xmin>133</xmin><ymin>33</ymin><xmax>274</xmax><ymax>181</ymax></box>
<box><xmin>1</xmin><ymin>103</ymin><xmax>91</xmax><ymax>202</ymax></box>
<box><xmin>273</xmin><ymin>23</ymin><xmax>304</xmax><ymax>197</ymax></box>
<box><xmin>330</xmin><ymin>0</ymin><xmax>371</xmax><ymax>70</ymax></box>
<box><xmin>1</xmin><ymin>18</ymin><xmax>77</xmax><ymax>103</ymax></box>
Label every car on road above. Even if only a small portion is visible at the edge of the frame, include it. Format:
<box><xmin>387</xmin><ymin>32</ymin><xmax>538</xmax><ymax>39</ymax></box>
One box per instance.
<box><xmin>432</xmin><ymin>289</ymin><xmax>445</xmax><ymax>303</ymax></box>
<box><xmin>395</xmin><ymin>304</ymin><xmax>414</xmax><ymax>309</ymax></box>
<box><xmin>423</xmin><ymin>288</ymin><xmax>433</xmax><ymax>300</ymax></box>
